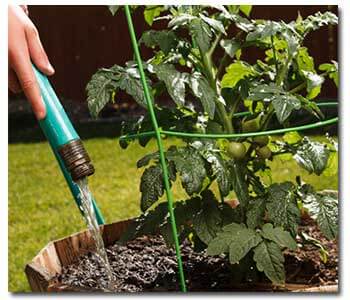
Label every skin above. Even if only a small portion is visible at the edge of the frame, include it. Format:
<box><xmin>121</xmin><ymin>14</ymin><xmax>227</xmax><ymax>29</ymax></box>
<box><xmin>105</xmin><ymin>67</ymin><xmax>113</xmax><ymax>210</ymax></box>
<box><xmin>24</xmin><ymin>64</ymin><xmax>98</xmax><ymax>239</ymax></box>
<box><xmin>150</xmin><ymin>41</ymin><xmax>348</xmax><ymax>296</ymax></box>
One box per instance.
<box><xmin>8</xmin><ymin>5</ymin><xmax>55</xmax><ymax>119</ymax></box>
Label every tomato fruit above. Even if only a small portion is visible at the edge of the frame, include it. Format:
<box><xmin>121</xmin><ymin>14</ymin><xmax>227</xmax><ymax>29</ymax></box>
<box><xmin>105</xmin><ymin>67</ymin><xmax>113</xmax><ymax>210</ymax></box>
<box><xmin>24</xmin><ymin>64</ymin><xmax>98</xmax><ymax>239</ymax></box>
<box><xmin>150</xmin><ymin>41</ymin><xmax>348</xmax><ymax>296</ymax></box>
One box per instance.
<box><xmin>242</xmin><ymin>119</ymin><xmax>259</xmax><ymax>132</ymax></box>
<box><xmin>227</xmin><ymin>142</ymin><xmax>246</xmax><ymax>160</ymax></box>
<box><xmin>256</xmin><ymin>146</ymin><xmax>272</xmax><ymax>159</ymax></box>
<box><xmin>253</xmin><ymin>135</ymin><xmax>269</xmax><ymax>146</ymax></box>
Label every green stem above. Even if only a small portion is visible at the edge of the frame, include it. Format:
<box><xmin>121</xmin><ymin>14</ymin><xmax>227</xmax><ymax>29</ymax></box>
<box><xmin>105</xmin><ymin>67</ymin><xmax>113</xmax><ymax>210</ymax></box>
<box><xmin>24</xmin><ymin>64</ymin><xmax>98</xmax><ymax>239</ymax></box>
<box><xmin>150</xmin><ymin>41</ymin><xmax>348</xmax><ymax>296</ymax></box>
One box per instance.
<box><xmin>270</xmin><ymin>36</ymin><xmax>279</xmax><ymax>75</ymax></box>
<box><xmin>201</xmin><ymin>50</ymin><xmax>233</xmax><ymax>133</ymax></box>
<box><xmin>208</xmin><ymin>33</ymin><xmax>222</xmax><ymax>58</ymax></box>
<box><xmin>288</xmin><ymin>82</ymin><xmax>306</xmax><ymax>94</ymax></box>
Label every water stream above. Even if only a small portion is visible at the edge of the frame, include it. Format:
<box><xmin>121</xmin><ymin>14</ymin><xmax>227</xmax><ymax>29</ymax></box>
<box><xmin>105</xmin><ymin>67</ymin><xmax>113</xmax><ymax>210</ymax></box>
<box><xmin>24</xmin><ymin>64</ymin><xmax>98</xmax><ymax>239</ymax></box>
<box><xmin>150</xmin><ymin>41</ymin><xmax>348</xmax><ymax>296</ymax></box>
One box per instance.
<box><xmin>76</xmin><ymin>177</ymin><xmax>115</xmax><ymax>291</ymax></box>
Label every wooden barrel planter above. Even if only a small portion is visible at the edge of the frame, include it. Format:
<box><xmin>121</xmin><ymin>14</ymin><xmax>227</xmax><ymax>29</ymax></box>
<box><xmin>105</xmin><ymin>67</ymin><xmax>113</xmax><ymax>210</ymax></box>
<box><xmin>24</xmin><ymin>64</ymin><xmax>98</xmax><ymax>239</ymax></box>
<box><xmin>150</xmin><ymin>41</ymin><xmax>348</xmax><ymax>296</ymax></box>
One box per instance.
<box><xmin>25</xmin><ymin>218</ymin><xmax>338</xmax><ymax>293</ymax></box>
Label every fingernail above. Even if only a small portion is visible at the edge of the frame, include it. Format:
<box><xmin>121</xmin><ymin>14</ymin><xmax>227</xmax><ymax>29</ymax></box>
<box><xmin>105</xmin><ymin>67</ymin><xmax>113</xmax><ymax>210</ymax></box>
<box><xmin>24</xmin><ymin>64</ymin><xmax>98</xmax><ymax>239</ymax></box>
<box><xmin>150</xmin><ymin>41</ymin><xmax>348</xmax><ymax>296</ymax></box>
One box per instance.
<box><xmin>46</xmin><ymin>64</ymin><xmax>55</xmax><ymax>75</ymax></box>
<box><xmin>36</xmin><ymin>97</ymin><xmax>46</xmax><ymax>120</ymax></box>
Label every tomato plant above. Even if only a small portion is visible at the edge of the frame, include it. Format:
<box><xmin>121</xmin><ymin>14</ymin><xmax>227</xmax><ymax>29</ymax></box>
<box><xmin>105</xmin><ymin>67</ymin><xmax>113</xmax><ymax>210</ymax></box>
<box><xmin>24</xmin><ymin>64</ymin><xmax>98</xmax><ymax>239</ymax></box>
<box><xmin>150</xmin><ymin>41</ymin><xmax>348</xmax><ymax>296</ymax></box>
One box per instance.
<box><xmin>87</xmin><ymin>5</ymin><xmax>338</xmax><ymax>285</ymax></box>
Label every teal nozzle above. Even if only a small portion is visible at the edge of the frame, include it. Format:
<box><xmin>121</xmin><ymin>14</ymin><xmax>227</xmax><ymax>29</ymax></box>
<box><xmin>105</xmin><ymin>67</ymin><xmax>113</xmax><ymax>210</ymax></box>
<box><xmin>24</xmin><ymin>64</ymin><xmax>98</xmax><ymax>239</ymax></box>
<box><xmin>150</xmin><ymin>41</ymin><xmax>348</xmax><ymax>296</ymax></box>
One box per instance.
<box><xmin>32</xmin><ymin>64</ymin><xmax>104</xmax><ymax>225</ymax></box>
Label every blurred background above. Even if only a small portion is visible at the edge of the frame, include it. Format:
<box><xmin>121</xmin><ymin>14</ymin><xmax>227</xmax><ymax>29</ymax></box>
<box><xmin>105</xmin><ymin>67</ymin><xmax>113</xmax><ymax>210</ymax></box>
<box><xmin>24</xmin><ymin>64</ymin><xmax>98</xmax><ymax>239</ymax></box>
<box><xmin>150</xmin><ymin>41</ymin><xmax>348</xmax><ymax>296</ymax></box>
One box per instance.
<box><xmin>8</xmin><ymin>5</ymin><xmax>338</xmax><ymax>292</ymax></box>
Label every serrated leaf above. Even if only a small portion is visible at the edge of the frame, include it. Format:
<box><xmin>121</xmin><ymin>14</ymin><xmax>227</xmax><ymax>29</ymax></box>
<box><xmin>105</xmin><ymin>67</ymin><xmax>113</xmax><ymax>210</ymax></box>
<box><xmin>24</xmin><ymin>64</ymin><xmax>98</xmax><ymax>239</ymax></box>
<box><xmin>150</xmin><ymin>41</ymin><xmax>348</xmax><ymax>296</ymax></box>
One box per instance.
<box><xmin>153</xmin><ymin>64</ymin><xmax>188</xmax><ymax>106</ymax></box>
<box><xmin>271</xmin><ymin>94</ymin><xmax>301</xmax><ymax>124</ymax></box>
<box><xmin>140</xmin><ymin>30</ymin><xmax>177</xmax><ymax>55</ymax></box>
<box><xmin>323</xmin><ymin>151</ymin><xmax>338</xmax><ymax>177</ymax></box>
<box><xmin>283</xmin><ymin>131</ymin><xmax>302</xmax><ymax>144</ymax></box>
<box><xmin>261</xmin><ymin>223</ymin><xmax>297</xmax><ymax>250</ymax></box>
<box><xmin>266</xmin><ymin>182</ymin><xmax>300</xmax><ymax>236</ymax></box>
<box><xmin>207</xmin><ymin>223</ymin><xmax>261</xmax><ymax>265</ymax></box>
<box><xmin>193</xmin><ymin>190</ymin><xmax>222</xmax><ymax>244</ymax></box>
<box><xmin>167</xmin><ymin>147</ymin><xmax>207</xmax><ymax>196</ymax></box>
<box><xmin>220</xmin><ymin>39</ymin><xmax>241</xmax><ymax>58</ymax></box>
<box><xmin>140</xmin><ymin>165</ymin><xmax>165</xmax><ymax>212</ymax></box>
<box><xmin>144</xmin><ymin>5</ymin><xmax>165</xmax><ymax>26</ymax></box>
<box><xmin>86</xmin><ymin>66</ymin><xmax>122</xmax><ymax>118</ymax></box>
<box><xmin>303</xmin><ymin>191</ymin><xmax>338</xmax><ymax>240</ymax></box>
<box><xmin>253</xmin><ymin>240</ymin><xmax>285</xmax><ymax>284</ymax></box>
<box><xmin>301</xmin><ymin>11</ymin><xmax>338</xmax><ymax>33</ymax></box>
<box><xmin>189</xmin><ymin>17</ymin><xmax>213</xmax><ymax>53</ymax></box>
<box><xmin>168</xmin><ymin>13</ymin><xmax>196</xmax><ymax>28</ymax></box>
<box><xmin>189</xmin><ymin>72</ymin><xmax>216</xmax><ymax>119</ymax></box>
<box><xmin>239</xmin><ymin>5</ymin><xmax>252</xmax><ymax>17</ymax></box>
<box><xmin>160</xmin><ymin>196</ymin><xmax>202</xmax><ymax>245</ymax></box>
<box><xmin>246</xmin><ymin>21</ymin><xmax>283</xmax><ymax>42</ymax></box>
<box><xmin>319</xmin><ymin>61</ymin><xmax>338</xmax><ymax>87</ymax></box>
<box><xmin>293</xmin><ymin>137</ymin><xmax>330</xmax><ymax>175</ymax></box>
<box><xmin>137</xmin><ymin>152</ymin><xmax>159</xmax><ymax>168</ymax></box>
<box><xmin>229</xmin><ymin>161</ymin><xmax>250</xmax><ymax>209</ymax></box>
<box><xmin>108</xmin><ymin>5</ymin><xmax>120</xmax><ymax>16</ymax></box>
<box><xmin>119</xmin><ymin>202</ymin><xmax>169</xmax><ymax>242</ymax></box>
<box><xmin>199</xmin><ymin>13</ymin><xmax>226</xmax><ymax>34</ymax></box>
<box><xmin>296</xmin><ymin>47</ymin><xmax>315</xmax><ymax>73</ymax></box>
<box><xmin>248</xmin><ymin>83</ymin><xmax>283</xmax><ymax>101</ymax></box>
<box><xmin>200</xmin><ymin>147</ymin><xmax>231</xmax><ymax>197</ymax></box>
<box><xmin>246</xmin><ymin>197</ymin><xmax>266</xmax><ymax>229</ymax></box>
<box><xmin>221</xmin><ymin>61</ymin><xmax>257</xmax><ymax>89</ymax></box>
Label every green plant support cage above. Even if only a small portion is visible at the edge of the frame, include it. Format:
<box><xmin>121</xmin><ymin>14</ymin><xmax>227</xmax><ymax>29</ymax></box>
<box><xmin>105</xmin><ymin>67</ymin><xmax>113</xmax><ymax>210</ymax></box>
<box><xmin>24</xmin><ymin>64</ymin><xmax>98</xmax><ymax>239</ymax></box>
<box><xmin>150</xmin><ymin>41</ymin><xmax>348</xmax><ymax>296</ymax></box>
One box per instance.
<box><xmin>122</xmin><ymin>5</ymin><xmax>338</xmax><ymax>292</ymax></box>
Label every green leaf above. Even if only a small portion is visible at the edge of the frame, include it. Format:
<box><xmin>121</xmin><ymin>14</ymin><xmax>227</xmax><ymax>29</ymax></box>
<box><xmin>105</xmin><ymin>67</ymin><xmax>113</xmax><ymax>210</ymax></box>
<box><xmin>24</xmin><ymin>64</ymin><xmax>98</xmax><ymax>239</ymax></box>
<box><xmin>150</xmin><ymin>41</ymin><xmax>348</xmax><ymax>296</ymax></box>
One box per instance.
<box><xmin>271</xmin><ymin>94</ymin><xmax>301</xmax><ymax>123</ymax></box>
<box><xmin>108</xmin><ymin>5</ymin><xmax>120</xmax><ymax>16</ymax></box>
<box><xmin>189</xmin><ymin>17</ymin><xmax>213</xmax><ymax>54</ymax></box>
<box><xmin>221</xmin><ymin>61</ymin><xmax>257</xmax><ymax>89</ymax></box>
<box><xmin>301</xmin><ymin>11</ymin><xmax>338</xmax><ymax>34</ymax></box>
<box><xmin>292</xmin><ymin>137</ymin><xmax>330</xmax><ymax>175</ymax></box>
<box><xmin>119</xmin><ymin>201</ymin><xmax>169</xmax><ymax>242</ymax></box>
<box><xmin>266</xmin><ymin>182</ymin><xmax>300</xmax><ymax>236</ymax></box>
<box><xmin>303</xmin><ymin>191</ymin><xmax>338</xmax><ymax>240</ymax></box>
<box><xmin>207</xmin><ymin>223</ymin><xmax>262</xmax><ymax>264</ymax></box>
<box><xmin>220</xmin><ymin>39</ymin><xmax>241</xmax><ymax>58</ymax></box>
<box><xmin>261</xmin><ymin>223</ymin><xmax>297</xmax><ymax>250</ymax></box>
<box><xmin>246</xmin><ymin>21</ymin><xmax>283</xmax><ymax>42</ymax></box>
<box><xmin>199</xmin><ymin>13</ymin><xmax>226</xmax><ymax>34</ymax></box>
<box><xmin>246</xmin><ymin>197</ymin><xmax>266</xmax><ymax>229</ymax></box>
<box><xmin>167</xmin><ymin>147</ymin><xmax>207</xmax><ymax>195</ymax></box>
<box><xmin>296</xmin><ymin>47</ymin><xmax>315</xmax><ymax>73</ymax></box>
<box><xmin>248</xmin><ymin>83</ymin><xmax>282</xmax><ymax>101</ymax></box>
<box><xmin>201</xmin><ymin>150</ymin><xmax>231</xmax><ymax>197</ymax></box>
<box><xmin>319</xmin><ymin>61</ymin><xmax>338</xmax><ymax>87</ymax></box>
<box><xmin>193</xmin><ymin>190</ymin><xmax>222</xmax><ymax>244</ymax></box>
<box><xmin>283</xmin><ymin>131</ymin><xmax>302</xmax><ymax>144</ymax></box>
<box><xmin>239</xmin><ymin>5</ymin><xmax>252</xmax><ymax>17</ymax></box>
<box><xmin>323</xmin><ymin>151</ymin><xmax>338</xmax><ymax>177</ymax></box>
<box><xmin>189</xmin><ymin>72</ymin><xmax>216</xmax><ymax>119</ymax></box>
<box><xmin>140</xmin><ymin>30</ymin><xmax>177</xmax><ymax>55</ymax></box>
<box><xmin>253</xmin><ymin>240</ymin><xmax>285</xmax><ymax>284</ymax></box>
<box><xmin>229</xmin><ymin>161</ymin><xmax>250</xmax><ymax>209</ymax></box>
<box><xmin>140</xmin><ymin>165</ymin><xmax>165</xmax><ymax>212</ymax></box>
<box><xmin>86</xmin><ymin>66</ymin><xmax>120</xmax><ymax>118</ymax></box>
<box><xmin>168</xmin><ymin>13</ymin><xmax>196</xmax><ymax>28</ymax></box>
<box><xmin>144</xmin><ymin>5</ymin><xmax>165</xmax><ymax>26</ymax></box>
<box><xmin>153</xmin><ymin>64</ymin><xmax>188</xmax><ymax>106</ymax></box>
<box><xmin>302</xmin><ymin>71</ymin><xmax>324</xmax><ymax>99</ymax></box>
<box><xmin>136</xmin><ymin>152</ymin><xmax>159</xmax><ymax>168</ymax></box>
<box><xmin>160</xmin><ymin>196</ymin><xmax>202</xmax><ymax>245</ymax></box>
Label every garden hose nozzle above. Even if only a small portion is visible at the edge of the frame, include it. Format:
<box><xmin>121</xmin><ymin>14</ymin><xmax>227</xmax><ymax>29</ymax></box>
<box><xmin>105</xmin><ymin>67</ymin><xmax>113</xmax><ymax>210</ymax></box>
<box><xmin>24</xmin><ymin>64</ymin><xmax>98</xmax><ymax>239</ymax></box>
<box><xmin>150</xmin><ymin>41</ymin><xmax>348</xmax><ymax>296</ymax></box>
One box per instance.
<box><xmin>32</xmin><ymin>64</ymin><xmax>104</xmax><ymax>224</ymax></box>
<box><xmin>58</xmin><ymin>139</ymin><xmax>95</xmax><ymax>181</ymax></box>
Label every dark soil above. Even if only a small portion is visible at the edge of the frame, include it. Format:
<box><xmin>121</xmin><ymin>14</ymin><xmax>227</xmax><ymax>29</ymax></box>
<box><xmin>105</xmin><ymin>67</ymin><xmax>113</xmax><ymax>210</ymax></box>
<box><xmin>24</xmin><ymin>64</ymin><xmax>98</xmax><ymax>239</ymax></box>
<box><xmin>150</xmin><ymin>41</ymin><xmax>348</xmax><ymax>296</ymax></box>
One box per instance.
<box><xmin>54</xmin><ymin>218</ymin><xmax>338</xmax><ymax>292</ymax></box>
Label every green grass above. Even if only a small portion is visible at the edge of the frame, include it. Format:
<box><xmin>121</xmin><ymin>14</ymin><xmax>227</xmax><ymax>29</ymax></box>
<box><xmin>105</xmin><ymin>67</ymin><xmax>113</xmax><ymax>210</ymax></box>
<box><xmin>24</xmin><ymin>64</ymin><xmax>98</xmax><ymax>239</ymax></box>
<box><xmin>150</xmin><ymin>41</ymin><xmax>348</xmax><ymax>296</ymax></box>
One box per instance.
<box><xmin>8</xmin><ymin>136</ymin><xmax>338</xmax><ymax>292</ymax></box>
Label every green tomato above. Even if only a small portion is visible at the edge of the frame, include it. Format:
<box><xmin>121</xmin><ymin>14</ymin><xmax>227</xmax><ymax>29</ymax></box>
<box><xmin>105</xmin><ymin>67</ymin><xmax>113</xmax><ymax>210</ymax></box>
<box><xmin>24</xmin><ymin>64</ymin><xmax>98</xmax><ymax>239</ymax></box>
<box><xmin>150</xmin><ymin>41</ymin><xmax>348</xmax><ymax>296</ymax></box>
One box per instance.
<box><xmin>256</xmin><ymin>146</ymin><xmax>272</xmax><ymax>159</ymax></box>
<box><xmin>227</xmin><ymin>142</ymin><xmax>246</xmax><ymax>160</ymax></box>
<box><xmin>253</xmin><ymin>135</ymin><xmax>269</xmax><ymax>146</ymax></box>
<box><xmin>242</xmin><ymin>119</ymin><xmax>259</xmax><ymax>133</ymax></box>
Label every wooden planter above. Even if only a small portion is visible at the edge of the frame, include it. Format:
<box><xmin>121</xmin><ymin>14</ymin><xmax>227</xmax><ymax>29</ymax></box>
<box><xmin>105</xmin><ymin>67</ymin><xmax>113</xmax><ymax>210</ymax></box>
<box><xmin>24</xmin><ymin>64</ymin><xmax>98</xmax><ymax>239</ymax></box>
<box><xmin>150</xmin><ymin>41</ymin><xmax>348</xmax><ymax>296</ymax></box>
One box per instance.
<box><xmin>25</xmin><ymin>218</ymin><xmax>338</xmax><ymax>293</ymax></box>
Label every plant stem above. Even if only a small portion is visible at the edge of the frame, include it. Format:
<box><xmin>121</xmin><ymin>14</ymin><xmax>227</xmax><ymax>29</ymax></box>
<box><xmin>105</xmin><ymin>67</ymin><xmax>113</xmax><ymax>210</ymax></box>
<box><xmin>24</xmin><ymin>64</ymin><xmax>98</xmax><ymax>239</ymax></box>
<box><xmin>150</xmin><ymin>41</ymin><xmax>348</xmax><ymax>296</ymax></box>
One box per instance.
<box><xmin>216</xmin><ymin>53</ymin><xmax>230</xmax><ymax>81</ymax></box>
<box><xmin>201</xmin><ymin>50</ymin><xmax>233</xmax><ymax>133</ymax></box>
<box><xmin>288</xmin><ymin>82</ymin><xmax>306</xmax><ymax>94</ymax></box>
<box><xmin>270</xmin><ymin>36</ymin><xmax>279</xmax><ymax>75</ymax></box>
<box><xmin>208</xmin><ymin>33</ymin><xmax>222</xmax><ymax>58</ymax></box>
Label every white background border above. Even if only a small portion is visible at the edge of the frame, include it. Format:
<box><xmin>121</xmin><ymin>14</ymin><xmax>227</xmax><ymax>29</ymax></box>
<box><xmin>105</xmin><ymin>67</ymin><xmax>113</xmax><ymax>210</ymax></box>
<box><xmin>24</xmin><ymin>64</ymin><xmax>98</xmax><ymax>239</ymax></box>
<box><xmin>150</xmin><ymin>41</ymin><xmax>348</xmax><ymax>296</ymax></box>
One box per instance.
<box><xmin>2</xmin><ymin>0</ymin><xmax>348</xmax><ymax>299</ymax></box>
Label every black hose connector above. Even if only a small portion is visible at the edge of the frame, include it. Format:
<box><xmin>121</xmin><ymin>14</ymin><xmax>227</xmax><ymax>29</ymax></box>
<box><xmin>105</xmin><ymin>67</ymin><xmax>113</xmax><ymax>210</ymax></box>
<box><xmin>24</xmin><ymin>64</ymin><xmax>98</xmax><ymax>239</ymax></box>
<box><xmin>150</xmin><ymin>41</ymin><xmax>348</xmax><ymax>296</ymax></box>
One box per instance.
<box><xmin>58</xmin><ymin>139</ymin><xmax>95</xmax><ymax>181</ymax></box>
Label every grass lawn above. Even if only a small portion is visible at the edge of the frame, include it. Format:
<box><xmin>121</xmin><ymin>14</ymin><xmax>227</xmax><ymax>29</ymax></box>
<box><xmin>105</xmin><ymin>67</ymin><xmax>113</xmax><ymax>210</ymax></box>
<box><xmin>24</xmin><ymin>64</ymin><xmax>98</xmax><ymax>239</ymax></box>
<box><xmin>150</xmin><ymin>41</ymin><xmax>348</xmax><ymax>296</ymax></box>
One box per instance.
<box><xmin>8</xmin><ymin>136</ymin><xmax>338</xmax><ymax>292</ymax></box>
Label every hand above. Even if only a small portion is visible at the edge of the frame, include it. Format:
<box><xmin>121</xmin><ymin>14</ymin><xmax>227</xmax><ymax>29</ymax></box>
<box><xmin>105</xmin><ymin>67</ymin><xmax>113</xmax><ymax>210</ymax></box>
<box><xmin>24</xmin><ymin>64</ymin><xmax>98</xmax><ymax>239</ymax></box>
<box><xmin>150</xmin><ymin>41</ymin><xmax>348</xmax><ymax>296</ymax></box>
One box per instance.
<box><xmin>8</xmin><ymin>5</ymin><xmax>55</xmax><ymax>119</ymax></box>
